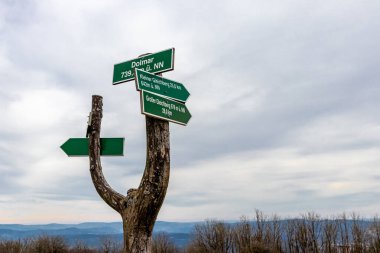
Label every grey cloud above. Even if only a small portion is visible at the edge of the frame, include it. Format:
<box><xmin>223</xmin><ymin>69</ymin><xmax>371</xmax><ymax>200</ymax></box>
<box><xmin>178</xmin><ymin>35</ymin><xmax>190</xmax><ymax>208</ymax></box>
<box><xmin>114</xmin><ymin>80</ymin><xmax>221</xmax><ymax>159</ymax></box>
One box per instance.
<box><xmin>166</xmin><ymin>192</ymin><xmax>212</xmax><ymax>207</ymax></box>
<box><xmin>1</xmin><ymin>0</ymin><xmax>380</xmax><ymax>222</ymax></box>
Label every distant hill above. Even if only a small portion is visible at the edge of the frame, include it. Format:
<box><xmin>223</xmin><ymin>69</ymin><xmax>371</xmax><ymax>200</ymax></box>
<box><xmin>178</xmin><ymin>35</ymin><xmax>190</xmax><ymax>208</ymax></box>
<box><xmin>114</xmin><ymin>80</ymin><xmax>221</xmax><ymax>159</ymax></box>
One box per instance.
<box><xmin>0</xmin><ymin>221</ymin><xmax>198</xmax><ymax>248</ymax></box>
<box><xmin>0</xmin><ymin>219</ymin><xmax>375</xmax><ymax>249</ymax></box>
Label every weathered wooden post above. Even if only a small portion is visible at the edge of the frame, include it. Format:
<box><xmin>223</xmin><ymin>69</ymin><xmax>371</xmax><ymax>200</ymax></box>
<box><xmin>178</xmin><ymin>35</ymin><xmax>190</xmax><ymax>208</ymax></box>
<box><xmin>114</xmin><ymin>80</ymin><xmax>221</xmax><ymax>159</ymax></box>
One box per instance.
<box><xmin>88</xmin><ymin>95</ymin><xmax>170</xmax><ymax>252</ymax></box>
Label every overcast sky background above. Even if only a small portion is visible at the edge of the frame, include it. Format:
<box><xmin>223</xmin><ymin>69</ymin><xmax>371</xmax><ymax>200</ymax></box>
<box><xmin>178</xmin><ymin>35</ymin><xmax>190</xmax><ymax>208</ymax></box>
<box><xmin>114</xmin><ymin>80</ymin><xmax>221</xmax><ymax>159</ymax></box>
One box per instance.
<box><xmin>0</xmin><ymin>0</ymin><xmax>379</xmax><ymax>224</ymax></box>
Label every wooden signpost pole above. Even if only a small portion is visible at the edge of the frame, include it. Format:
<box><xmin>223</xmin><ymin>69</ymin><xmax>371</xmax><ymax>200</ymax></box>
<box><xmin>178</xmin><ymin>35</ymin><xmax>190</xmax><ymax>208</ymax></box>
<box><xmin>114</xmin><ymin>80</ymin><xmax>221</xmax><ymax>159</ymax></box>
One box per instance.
<box><xmin>88</xmin><ymin>95</ymin><xmax>170</xmax><ymax>253</ymax></box>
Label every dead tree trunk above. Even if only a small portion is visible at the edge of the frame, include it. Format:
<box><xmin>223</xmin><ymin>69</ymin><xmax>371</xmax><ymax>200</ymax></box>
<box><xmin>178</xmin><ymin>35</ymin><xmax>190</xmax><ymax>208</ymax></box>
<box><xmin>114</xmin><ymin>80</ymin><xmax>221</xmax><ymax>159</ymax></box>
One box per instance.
<box><xmin>88</xmin><ymin>95</ymin><xmax>170</xmax><ymax>253</ymax></box>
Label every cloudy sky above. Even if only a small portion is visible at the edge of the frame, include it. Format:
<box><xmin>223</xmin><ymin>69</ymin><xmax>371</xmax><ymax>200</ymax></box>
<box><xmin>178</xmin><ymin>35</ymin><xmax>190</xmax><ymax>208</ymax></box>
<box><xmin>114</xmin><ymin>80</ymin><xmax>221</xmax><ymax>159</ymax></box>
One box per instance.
<box><xmin>0</xmin><ymin>0</ymin><xmax>379</xmax><ymax>224</ymax></box>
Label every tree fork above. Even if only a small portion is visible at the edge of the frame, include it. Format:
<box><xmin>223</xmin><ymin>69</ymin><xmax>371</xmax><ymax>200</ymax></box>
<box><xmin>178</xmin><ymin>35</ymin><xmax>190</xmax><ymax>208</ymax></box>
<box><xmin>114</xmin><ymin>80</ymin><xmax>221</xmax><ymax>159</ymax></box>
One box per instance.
<box><xmin>88</xmin><ymin>95</ymin><xmax>170</xmax><ymax>253</ymax></box>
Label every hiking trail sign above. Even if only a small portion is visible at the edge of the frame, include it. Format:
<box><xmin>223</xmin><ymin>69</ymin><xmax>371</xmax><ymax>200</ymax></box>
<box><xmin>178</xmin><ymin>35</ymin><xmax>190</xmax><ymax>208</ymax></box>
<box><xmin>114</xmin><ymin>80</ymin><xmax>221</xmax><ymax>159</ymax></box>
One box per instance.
<box><xmin>61</xmin><ymin>48</ymin><xmax>191</xmax><ymax>252</ymax></box>
<box><xmin>140</xmin><ymin>90</ymin><xmax>191</xmax><ymax>126</ymax></box>
<box><xmin>135</xmin><ymin>68</ymin><xmax>190</xmax><ymax>103</ymax></box>
<box><xmin>113</xmin><ymin>48</ymin><xmax>174</xmax><ymax>85</ymax></box>
<box><xmin>61</xmin><ymin>138</ymin><xmax>124</xmax><ymax>156</ymax></box>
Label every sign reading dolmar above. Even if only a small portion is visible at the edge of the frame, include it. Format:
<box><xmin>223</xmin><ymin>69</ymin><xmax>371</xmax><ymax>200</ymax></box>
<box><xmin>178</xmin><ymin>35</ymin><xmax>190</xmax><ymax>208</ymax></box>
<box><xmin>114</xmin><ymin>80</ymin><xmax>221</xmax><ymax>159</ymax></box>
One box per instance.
<box><xmin>113</xmin><ymin>48</ymin><xmax>174</xmax><ymax>85</ymax></box>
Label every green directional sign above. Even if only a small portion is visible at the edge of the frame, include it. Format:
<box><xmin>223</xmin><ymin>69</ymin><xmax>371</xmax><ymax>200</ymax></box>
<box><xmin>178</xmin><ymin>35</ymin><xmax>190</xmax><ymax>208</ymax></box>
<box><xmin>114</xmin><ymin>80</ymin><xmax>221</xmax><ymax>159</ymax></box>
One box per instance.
<box><xmin>135</xmin><ymin>69</ymin><xmax>190</xmax><ymax>103</ymax></box>
<box><xmin>113</xmin><ymin>48</ymin><xmax>175</xmax><ymax>85</ymax></box>
<box><xmin>141</xmin><ymin>91</ymin><xmax>191</xmax><ymax>126</ymax></box>
<box><xmin>61</xmin><ymin>138</ymin><xmax>124</xmax><ymax>157</ymax></box>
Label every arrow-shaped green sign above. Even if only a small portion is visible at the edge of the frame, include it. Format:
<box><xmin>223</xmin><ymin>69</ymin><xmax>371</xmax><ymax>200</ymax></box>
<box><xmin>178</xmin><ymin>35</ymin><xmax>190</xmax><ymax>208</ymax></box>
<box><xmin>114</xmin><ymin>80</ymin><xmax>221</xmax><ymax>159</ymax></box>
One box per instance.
<box><xmin>135</xmin><ymin>68</ymin><xmax>190</xmax><ymax>103</ymax></box>
<box><xmin>61</xmin><ymin>138</ymin><xmax>124</xmax><ymax>157</ymax></box>
<box><xmin>113</xmin><ymin>48</ymin><xmax>174</xmax><ymax>85</ymax></box>
<box><xmin>141</xmin><ymin>91</ymin><xmax>191</xmax><ymax>126</ymax></box>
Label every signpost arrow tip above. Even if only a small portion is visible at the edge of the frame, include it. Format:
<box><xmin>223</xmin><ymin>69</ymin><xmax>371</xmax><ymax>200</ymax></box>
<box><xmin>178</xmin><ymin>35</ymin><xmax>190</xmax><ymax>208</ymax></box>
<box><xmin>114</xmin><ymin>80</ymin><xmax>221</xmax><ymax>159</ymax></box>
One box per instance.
<box><xmin>61</xmin><ymin>138</ymin><xmax>125</xmax><ymax>157</ymax></box>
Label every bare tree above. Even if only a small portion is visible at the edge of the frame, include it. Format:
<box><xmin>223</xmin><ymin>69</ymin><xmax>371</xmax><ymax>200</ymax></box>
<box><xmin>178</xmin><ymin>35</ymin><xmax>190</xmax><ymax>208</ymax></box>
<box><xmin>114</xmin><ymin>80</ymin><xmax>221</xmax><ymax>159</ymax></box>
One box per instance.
<box><xmin>234</xmin><ymin>216</ymin><xmax>254</xmax><ymax>252</ymax></box>
<box><xmin>305</xmin><ymin>212</ymin><xmax>322</xmax><ymax>253</ymax></box>
<box><xmin>368</xmin><ymin>216</ymin><xmax>380</xmax><ymax>253</ymax></box>
<box><xmin>295</xmin><ymin>218</ymin><xmax>310</xmax><ymax>253</ymax></box>
<box><xmin>254</xmin><ymin>209</ymin><xmax>266</xmax><ymax>245</ymax></box>
<box><xmin>265</xmin><ymin>214</ymin><xmax>282</xmax><ymax>252</ymax></box>
<box><xmin>285</xmin><ymin>219</ymin><xmax>298</xmax><ymax>253</ymax></box>
<box><xmin>31</xmin><ymin>236</ymin><xmax>68</xmax><ymax>253</ymax></box>
<box><xmin>98</xmin><ymin>237</ymin><xmax>122</xmax><ymax>253</ymax></box>
<box><xmin>321</xmin><ymin>217</ymin><xmax>338</xmax><ymax>253</ymax></box>
<box><xmin>188</xmin><ymin>220</ymin><xmax>234</xmax><ymax>253</ymax></box>
<box><xmin>337</xmin><ymin>213</ymin><xmax>350</xmax><ymax>253</ymax></box>
<box><xmin>88</xmin><ymin>95</ymin><xmax>170</xmax><ymax>253</ymax></box>
<box><xmin>152</xmin><ymin>232</ymin><xmax>179</xmax><ymax>253</ymax></box>
<box><xmin>351</xmin><ymin>213</ymin><xmax>366</xmax><ymax>253</ymax></box>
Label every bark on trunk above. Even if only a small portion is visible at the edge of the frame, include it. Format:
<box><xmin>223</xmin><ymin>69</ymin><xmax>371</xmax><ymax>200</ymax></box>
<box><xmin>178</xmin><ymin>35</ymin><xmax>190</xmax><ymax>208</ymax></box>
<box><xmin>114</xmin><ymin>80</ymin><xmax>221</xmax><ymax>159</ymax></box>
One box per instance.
<box><xmin>88</xmin><ymin>95</ymin><xmax>170</xmax><ymax>253</ymax></box>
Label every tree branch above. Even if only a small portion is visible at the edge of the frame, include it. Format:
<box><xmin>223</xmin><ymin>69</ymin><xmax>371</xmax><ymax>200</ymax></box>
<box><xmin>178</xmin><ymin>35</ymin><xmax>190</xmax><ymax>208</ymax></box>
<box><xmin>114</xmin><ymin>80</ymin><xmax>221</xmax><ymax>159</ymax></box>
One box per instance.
<box><xmin>88</xmin><ymin>95</ymin><xmax>125</xmax><ymax>213</ymax></box>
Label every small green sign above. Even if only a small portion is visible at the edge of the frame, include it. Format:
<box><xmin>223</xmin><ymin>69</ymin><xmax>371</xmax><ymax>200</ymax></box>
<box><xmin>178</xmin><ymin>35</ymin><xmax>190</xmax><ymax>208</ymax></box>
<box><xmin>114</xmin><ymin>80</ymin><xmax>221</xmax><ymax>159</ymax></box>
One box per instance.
<box><xmin>141</xmin><ymin>91</ymin><xmax>191</xmax><ymax>126</ymax></box>
<box><xmin>61</xmin><ymin>138</ymin><xmax>124</xmax><ymax>157</ymax></box>
<box><xmin>135</xmin><ymin>69</ymin><xmax>190</xmax><ymax>103</ymax></box>
<box><xmin>113</xmin><ymin>48</ymin><xmax>175</xmax><ymax>85</ymax></box>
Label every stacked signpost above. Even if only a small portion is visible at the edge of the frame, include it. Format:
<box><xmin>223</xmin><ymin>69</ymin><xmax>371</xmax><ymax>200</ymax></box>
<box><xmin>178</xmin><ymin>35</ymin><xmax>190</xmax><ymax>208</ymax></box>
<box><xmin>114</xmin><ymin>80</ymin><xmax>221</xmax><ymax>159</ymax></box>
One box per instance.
<box><xmin>61</xmin><ymin>48</ymin><xmax>190</xmax><ymax>156</ymax></box>
<box><xmin>113</xmin><ymin>48</ymin><xmax>191</xmax><ymax>125</ymax></box>
<box><xmin>61</xmin><ymin>48</ymin><xmax>189</xmax><ymax>252</ymax></box>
